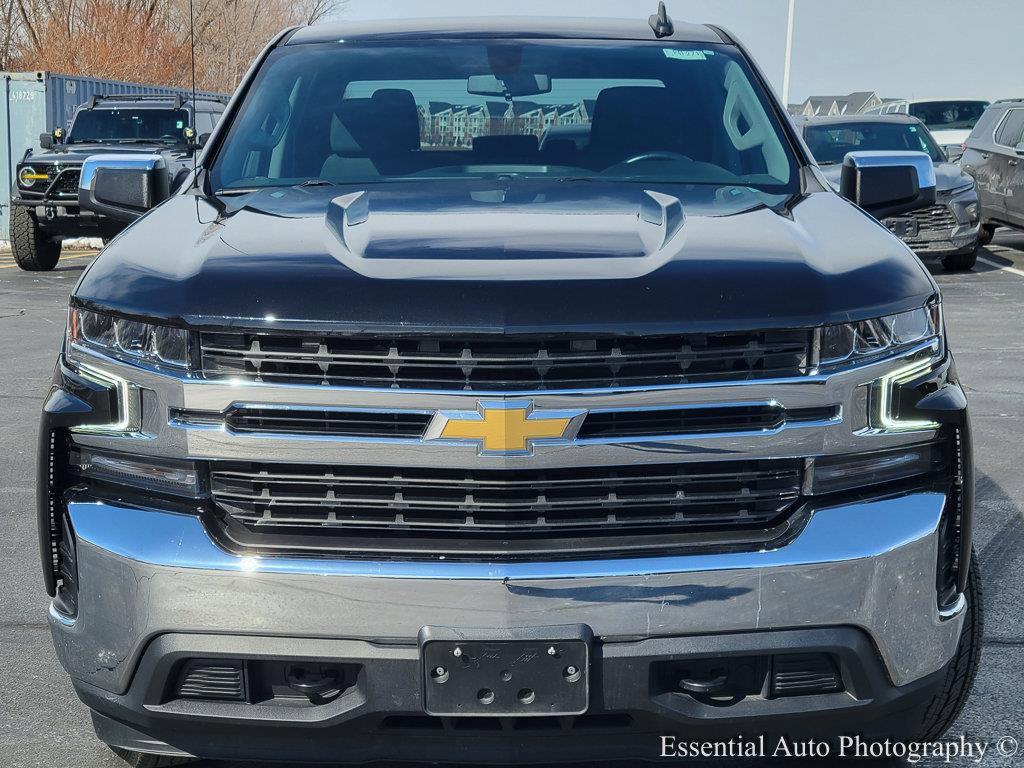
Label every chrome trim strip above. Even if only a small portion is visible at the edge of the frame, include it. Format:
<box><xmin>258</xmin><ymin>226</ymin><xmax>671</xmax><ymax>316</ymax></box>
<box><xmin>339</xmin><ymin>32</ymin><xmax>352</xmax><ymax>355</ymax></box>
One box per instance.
<box><xmin>938</xmin><ymin>592</ymin><xmax>967</xmax><ymax>621</ymax></box>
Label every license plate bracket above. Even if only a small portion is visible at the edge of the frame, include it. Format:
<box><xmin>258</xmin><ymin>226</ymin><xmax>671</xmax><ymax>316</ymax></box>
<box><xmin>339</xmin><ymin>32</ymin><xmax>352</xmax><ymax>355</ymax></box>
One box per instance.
<box><xmin>420</xmin><ymin>626</ymin><xmax>590</xmax><ymax>717</ymax></box>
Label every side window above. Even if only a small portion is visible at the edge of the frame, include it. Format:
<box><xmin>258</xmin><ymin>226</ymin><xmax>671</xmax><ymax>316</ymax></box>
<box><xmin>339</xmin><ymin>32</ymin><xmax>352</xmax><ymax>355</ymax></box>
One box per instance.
<box><xmin>995</xmin><ymin>109</ymin><xmax>1024</xmax><ymax>148</ymax></box>
<box><xmin>194</xmin><ymin>111</ymin><xmax>215</xmax><ymax>134</ymax></box>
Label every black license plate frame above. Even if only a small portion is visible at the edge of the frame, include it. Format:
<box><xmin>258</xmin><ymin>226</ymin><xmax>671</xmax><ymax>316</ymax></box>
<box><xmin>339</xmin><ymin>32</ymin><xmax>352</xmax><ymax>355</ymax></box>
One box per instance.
<box><xmin>420</xmin><ymin>625</ymin><xmax>590</xmax><ymax>717</ymax></box>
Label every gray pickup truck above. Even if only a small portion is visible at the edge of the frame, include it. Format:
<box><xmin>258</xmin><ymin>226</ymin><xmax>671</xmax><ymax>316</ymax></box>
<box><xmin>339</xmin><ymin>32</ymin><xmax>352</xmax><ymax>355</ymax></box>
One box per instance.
<box><xmin>39</xmin><ymin>8</ymin><xmax>978</xmax><ymax>766</ymax></box>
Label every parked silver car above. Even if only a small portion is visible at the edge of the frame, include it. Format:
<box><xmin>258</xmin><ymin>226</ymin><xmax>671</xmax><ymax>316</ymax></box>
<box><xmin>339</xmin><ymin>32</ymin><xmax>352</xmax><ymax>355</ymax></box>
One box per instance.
<box><xmin>797</xmin><ymin>114</ymin><xmax>981</xmax><ymax>270</ymax></box>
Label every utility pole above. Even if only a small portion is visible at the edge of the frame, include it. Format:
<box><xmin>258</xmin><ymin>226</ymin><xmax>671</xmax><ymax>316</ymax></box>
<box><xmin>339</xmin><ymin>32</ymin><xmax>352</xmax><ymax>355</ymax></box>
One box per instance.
<box><xmin>782</xmin><ymin>0</ymin><xmax>796</xmax><ymax>106</ymax></box>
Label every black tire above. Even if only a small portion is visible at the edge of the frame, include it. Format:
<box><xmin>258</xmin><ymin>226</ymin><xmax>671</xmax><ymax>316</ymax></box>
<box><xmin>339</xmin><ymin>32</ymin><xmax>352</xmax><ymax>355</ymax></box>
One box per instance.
<box><xmin>9</xmin><ymin>204</ymin><xmax>61</xmax><ymax>271</ymax></box>
<box><xmin>978</xmin><ymin>224</ymin><xmax>996</xmax><ymax>247</ymax></box>
<box><xmin>915</xmin><ymin>553</ymin><xmax>983</xmax><ymax>742</ymax></box>
<box><xmin>942</xmin><ymin>248</ymin><xmax>978</xmax><ymax>272</ymax></box>
<box><xmin>109</xmin><ymin>746</ymin><xmax>194</xmax><ymax>767</ymax></box>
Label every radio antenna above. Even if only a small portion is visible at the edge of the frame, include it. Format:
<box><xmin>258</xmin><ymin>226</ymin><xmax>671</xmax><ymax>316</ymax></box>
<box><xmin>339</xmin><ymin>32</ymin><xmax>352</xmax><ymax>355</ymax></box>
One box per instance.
<box><xmin>649</xmin><ymin>1</ymin><xmax>674</xmax><ymax>38</ymax></box>
<box><xmin>189</xmin><ymin>0</ymin><xmax>199</xmax><ymax>189</ymax></box>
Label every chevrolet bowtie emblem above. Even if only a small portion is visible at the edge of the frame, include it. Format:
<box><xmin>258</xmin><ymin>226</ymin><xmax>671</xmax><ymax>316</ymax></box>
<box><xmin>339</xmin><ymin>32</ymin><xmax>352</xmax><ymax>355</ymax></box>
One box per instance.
<box><xmin>425</xmin><ymin>401</ymin><xmax>586</xmax><ymax>456</ymax></box>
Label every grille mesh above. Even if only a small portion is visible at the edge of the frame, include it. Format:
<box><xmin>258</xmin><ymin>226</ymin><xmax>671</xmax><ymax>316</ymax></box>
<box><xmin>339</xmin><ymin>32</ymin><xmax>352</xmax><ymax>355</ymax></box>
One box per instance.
<box><xmin>175</xmin><ymin>660</ymin><xmax>246</xmax><ymax>701</ymax></box>
<box><xmin>210</xmin><ymin>460</ymin><xmax>804</xmax><ymax>552</ymax></box>
<box><xmin>223</xmin><ymin>408</ymin><xmax>432</xmax><ymax>438</ymax></box>
<box><xmin>200</xmin><ymin>331</ymin><xmax>813</xmax><ymax>391</ymax></box>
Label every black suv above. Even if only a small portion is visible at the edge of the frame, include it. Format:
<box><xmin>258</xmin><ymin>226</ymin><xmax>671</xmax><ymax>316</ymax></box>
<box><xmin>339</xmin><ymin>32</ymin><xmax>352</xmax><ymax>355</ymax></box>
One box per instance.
<box><xmin>9</xmin><ymin>93</ymin><xmax>226</xmax><ymax>271</ymax></box>
<box><xmin>41</xmin><ymin>10</ymin><xmax>979</xmax><ymax>766</ymax></box>
<box><xmin>961</xmin><ymin>98</ymin><xmax>1024</xmax><ymax>244</ymax></box>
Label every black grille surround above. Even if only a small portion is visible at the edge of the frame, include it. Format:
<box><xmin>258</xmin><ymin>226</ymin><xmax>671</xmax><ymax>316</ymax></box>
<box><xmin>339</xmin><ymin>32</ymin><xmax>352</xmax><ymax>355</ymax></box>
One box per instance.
<box><xmin>199</xmin><ymin>330</ymin><xmax>813</xmax><ymax>391</ymax></box>
<box><xmin>223</xmin><ymin>408</ymin><xmax>433</xmax><ymax>439</ymax></box>
<box><xmin>209</xmin><ymin>460</ymin><xmax>806</xmax><ymax>559</ymax></box>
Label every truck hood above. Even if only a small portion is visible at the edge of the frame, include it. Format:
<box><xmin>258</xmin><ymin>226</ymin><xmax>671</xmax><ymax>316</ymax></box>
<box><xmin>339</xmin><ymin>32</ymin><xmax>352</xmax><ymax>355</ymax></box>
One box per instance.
<box><xmin>24</xmin><ymin>143</ymin><xmax>188</xmax><ymax>166</ymax></box>
<box><xmin>76</xmin><ymin>181</ymin><xmax>937</xmax><ymax>334</ymax></box>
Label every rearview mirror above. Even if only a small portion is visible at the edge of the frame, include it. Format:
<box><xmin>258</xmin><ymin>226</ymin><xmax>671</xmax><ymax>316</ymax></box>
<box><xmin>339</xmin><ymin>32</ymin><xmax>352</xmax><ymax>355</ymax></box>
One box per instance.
<box><xmin>78</xmin><ymin>154</ymin><xmax>170</xmax><ymax>223</ymax></box>
<box><xmin>840</xmin><ymin>151</ymin><xmax>936</xmax><ymax>220</ymax></box>
<box><xmin>467</xmin><ymin>74</ymin><xmax>551</xmax><ymax>98</ymax></box>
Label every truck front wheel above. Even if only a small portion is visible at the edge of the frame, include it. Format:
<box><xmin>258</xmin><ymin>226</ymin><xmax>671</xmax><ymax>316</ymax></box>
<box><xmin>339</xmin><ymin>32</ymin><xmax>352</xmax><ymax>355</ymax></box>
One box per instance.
<box><xmin>915</xmin><ymin>553</ymin><xmax>983</xmax><ymax>741</ymax></box>
<box><xmin>9</xmin><ymin>205</ymin><xmax>61</xmax><ymax>271</ymax></box>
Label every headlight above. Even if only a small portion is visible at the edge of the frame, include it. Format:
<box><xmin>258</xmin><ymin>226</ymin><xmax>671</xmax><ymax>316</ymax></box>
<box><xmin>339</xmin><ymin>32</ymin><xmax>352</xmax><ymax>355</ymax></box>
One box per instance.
<box><xmin>818</xmin><ymin>303</ymin><xmax>942</xmax><ymax>369</ymax></box>
<box><xmin>946</xmin><ymin>180</ymin><xmax>976</xmax><ymax>196</ymax></box>
<box><xmin>69</xmin><ymin>307</ymin><xmax>191</xmax><ymax>369</ymax></box>
<box><xmin>17</xmin><ymin>165</ymin><xmax>49</xmax><ymax>188</ymax></box>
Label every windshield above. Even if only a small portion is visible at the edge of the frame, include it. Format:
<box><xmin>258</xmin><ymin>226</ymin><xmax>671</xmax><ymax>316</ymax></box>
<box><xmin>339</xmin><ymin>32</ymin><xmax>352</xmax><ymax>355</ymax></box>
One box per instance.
<box><xmin>210</xmin><ymin>40</ymin><xmax>799</xmax><ymax>197</ymax></box>
<box><xmin>803</xmin><ymin>121</ymin><xmax>945</xmax><ymax>165</ymax></box>
<box><xmin>68</xmin><ymin>108</ymin><xmax>190</xmax><ymax>144</ymax></box>
<box><xmin>908</xmin><ymin>101</ymin><xmax>989</xmax><ymax>131</ymax></box>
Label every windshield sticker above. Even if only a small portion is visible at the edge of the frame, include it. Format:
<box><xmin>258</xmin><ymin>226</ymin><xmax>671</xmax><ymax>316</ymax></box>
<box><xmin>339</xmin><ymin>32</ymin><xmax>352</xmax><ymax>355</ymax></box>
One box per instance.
<box><xmin>663</xmin><ymin>49</ymin><xmax>707</xmax><ymax>61</ymax></box>
<box><xmin>176</xmin><ymin>120</ymin><xmax>184</xmax><ymax>129</ymax></box>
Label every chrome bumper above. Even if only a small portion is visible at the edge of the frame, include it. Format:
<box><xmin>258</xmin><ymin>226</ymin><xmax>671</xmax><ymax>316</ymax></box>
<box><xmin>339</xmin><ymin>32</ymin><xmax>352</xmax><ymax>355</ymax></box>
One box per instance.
<box><xmin>51</xmin><ymin>488</ymin><xmax>965</xmax><ymax>695</ymax></box>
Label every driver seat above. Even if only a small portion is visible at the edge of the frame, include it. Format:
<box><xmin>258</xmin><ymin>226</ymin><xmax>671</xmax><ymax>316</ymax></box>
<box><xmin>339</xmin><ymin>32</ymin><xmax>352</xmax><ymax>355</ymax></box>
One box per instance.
<box><xmin>584</xmin><ymin>86</ymin><xmax>705</xmax><ymax>168</ymax></box>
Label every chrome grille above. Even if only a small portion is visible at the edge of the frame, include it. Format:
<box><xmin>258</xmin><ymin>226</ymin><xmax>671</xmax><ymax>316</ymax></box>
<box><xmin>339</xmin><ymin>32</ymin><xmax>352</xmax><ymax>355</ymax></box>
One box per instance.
<box><xmin>210</xmin><ymin>460</ymin><xmax>804</xmax><ymax>556</ymax></box>
<box><xmin>886</xmin><ymin>204</ymin><xmax>958</xmax><ymax>245</ymax></box>
<box><xmin>199</xmin><ymin>330</ymin><xmax>813</xmax><ymax>391</ymax></box>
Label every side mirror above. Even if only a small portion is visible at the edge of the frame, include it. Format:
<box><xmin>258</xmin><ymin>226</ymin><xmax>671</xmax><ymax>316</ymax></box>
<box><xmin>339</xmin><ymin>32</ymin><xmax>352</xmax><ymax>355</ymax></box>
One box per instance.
<box><xmin>39</xmin><ymin>132</ymin><xmax>54</xmax><ymax>150</ymax></box>
<box><xmin>78</xmin><ymin>154</ymin><xmax>170</xmax><ymax>223</ymax></box>
<box><xmin>944</xmin><ymin>144</ymin><xmax>965</xmax><ymax>163</ymax></box>
<box><xmin>198</xmin><ymin>132</ymin><xmax>212</xmax><ymax>149</ymax></box>
<box><xmin>840</xmin><ymin>151</ymin><xmax>936</xmax><ymax>220</ymax></box>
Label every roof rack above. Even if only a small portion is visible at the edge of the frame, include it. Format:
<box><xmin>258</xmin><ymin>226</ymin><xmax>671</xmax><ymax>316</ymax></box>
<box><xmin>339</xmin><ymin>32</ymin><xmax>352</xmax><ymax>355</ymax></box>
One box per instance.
<box><xmin>648</xmin><ymin>1</ymin><xmax>674</xmax><ymax>38</ymax></box>
<box><xmin>993</xmin><ymin>97</ymin><xmax>1024</xmax><ymax>105</ymax></box>
<box><xmin>85</xmin><ymin>94</ymin><xmax>184</xmax><ymax>110</ymax></box>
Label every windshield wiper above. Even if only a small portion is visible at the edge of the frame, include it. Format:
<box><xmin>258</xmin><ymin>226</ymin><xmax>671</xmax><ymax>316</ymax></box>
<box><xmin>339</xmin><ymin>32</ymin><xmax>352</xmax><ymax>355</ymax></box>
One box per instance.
<box><xmin>296</xmin><ymin>179</ymin><xmax>335</xmax><ymax>188</ymax></box>
<box><xmin>216</xmin><ymin>187</ymin><xmax>263</xmax><ymax>196</ymax></box>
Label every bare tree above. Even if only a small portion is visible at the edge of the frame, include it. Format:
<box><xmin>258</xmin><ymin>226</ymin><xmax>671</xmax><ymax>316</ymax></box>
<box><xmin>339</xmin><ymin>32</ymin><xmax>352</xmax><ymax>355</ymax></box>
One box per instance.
<box><xmin>5</xmin><ymin>0</ymin><xmax>346</xmax><ymax>92</ymax></box>
<box><xmin>0</xmin><ymin>0</ymin><xmax>22</xmax><ymax>70</ymax></box>
<box><xmin>186</xmin><ymin>0</ymin><xmax>347</xmax><ymax>92</ymax></box>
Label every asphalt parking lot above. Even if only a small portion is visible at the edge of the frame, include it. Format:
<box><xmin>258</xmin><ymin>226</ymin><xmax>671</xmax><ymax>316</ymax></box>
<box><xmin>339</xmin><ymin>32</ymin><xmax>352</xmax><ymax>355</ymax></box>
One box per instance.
<box><xmin>1</xmin><ymin>236</ymin><xmax>1023</xmax><ymax>768</ymax></box>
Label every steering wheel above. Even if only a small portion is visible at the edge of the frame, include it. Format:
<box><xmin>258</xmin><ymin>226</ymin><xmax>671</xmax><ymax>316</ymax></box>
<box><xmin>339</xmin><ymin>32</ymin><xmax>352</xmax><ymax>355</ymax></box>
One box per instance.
<box><xmin>623</xmin><ymin>151</ymin><xmax>692</xmax><ymax>165</ymax></box>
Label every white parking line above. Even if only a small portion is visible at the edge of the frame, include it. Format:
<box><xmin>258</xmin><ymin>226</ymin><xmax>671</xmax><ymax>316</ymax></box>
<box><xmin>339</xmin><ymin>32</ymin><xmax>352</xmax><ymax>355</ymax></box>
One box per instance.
<box><xmin>978</xmin><ymin>255</ymin><xmax>1024</xmax><ymax>278</ymax></box>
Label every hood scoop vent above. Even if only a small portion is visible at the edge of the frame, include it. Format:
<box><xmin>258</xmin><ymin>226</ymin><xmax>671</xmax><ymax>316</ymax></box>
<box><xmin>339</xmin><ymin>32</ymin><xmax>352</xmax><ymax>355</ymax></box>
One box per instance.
<box><xmin>324</xmin><ymin>188</ymin><xmax>685</xmax><ymax>281</ymax></box>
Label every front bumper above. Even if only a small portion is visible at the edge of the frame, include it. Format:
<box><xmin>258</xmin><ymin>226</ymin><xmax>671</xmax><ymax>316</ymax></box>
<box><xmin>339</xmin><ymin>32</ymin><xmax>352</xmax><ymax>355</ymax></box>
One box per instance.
<box><xmin>49</xmin><ymin>485</ymin><xmax>966</xmax><ymax>758</ymax></box>
<box><xmin>10</xmin><ymin>194</ymin><xmax>106</xmax><ymax>235</ymax></box>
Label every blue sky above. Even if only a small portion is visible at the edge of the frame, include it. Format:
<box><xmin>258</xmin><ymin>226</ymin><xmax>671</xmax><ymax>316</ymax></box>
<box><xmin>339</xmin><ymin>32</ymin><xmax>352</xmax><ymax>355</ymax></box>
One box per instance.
<box><xmin>331</xmin><ymin>0</ymin><xmax>1018</xmax><ymax>104</ymax></box>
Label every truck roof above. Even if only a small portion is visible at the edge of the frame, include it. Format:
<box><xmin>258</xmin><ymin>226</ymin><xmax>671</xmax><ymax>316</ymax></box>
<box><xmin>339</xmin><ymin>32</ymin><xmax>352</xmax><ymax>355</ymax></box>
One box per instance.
<box><xmin>286</xmin><ymin>16</ymin><xmax>729</xmax><ymax>45</ymax></box>
<box><xmin>794</xmin><ymin>113</ymin><xmax>922</xmax><ymax>127</ymax></box>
